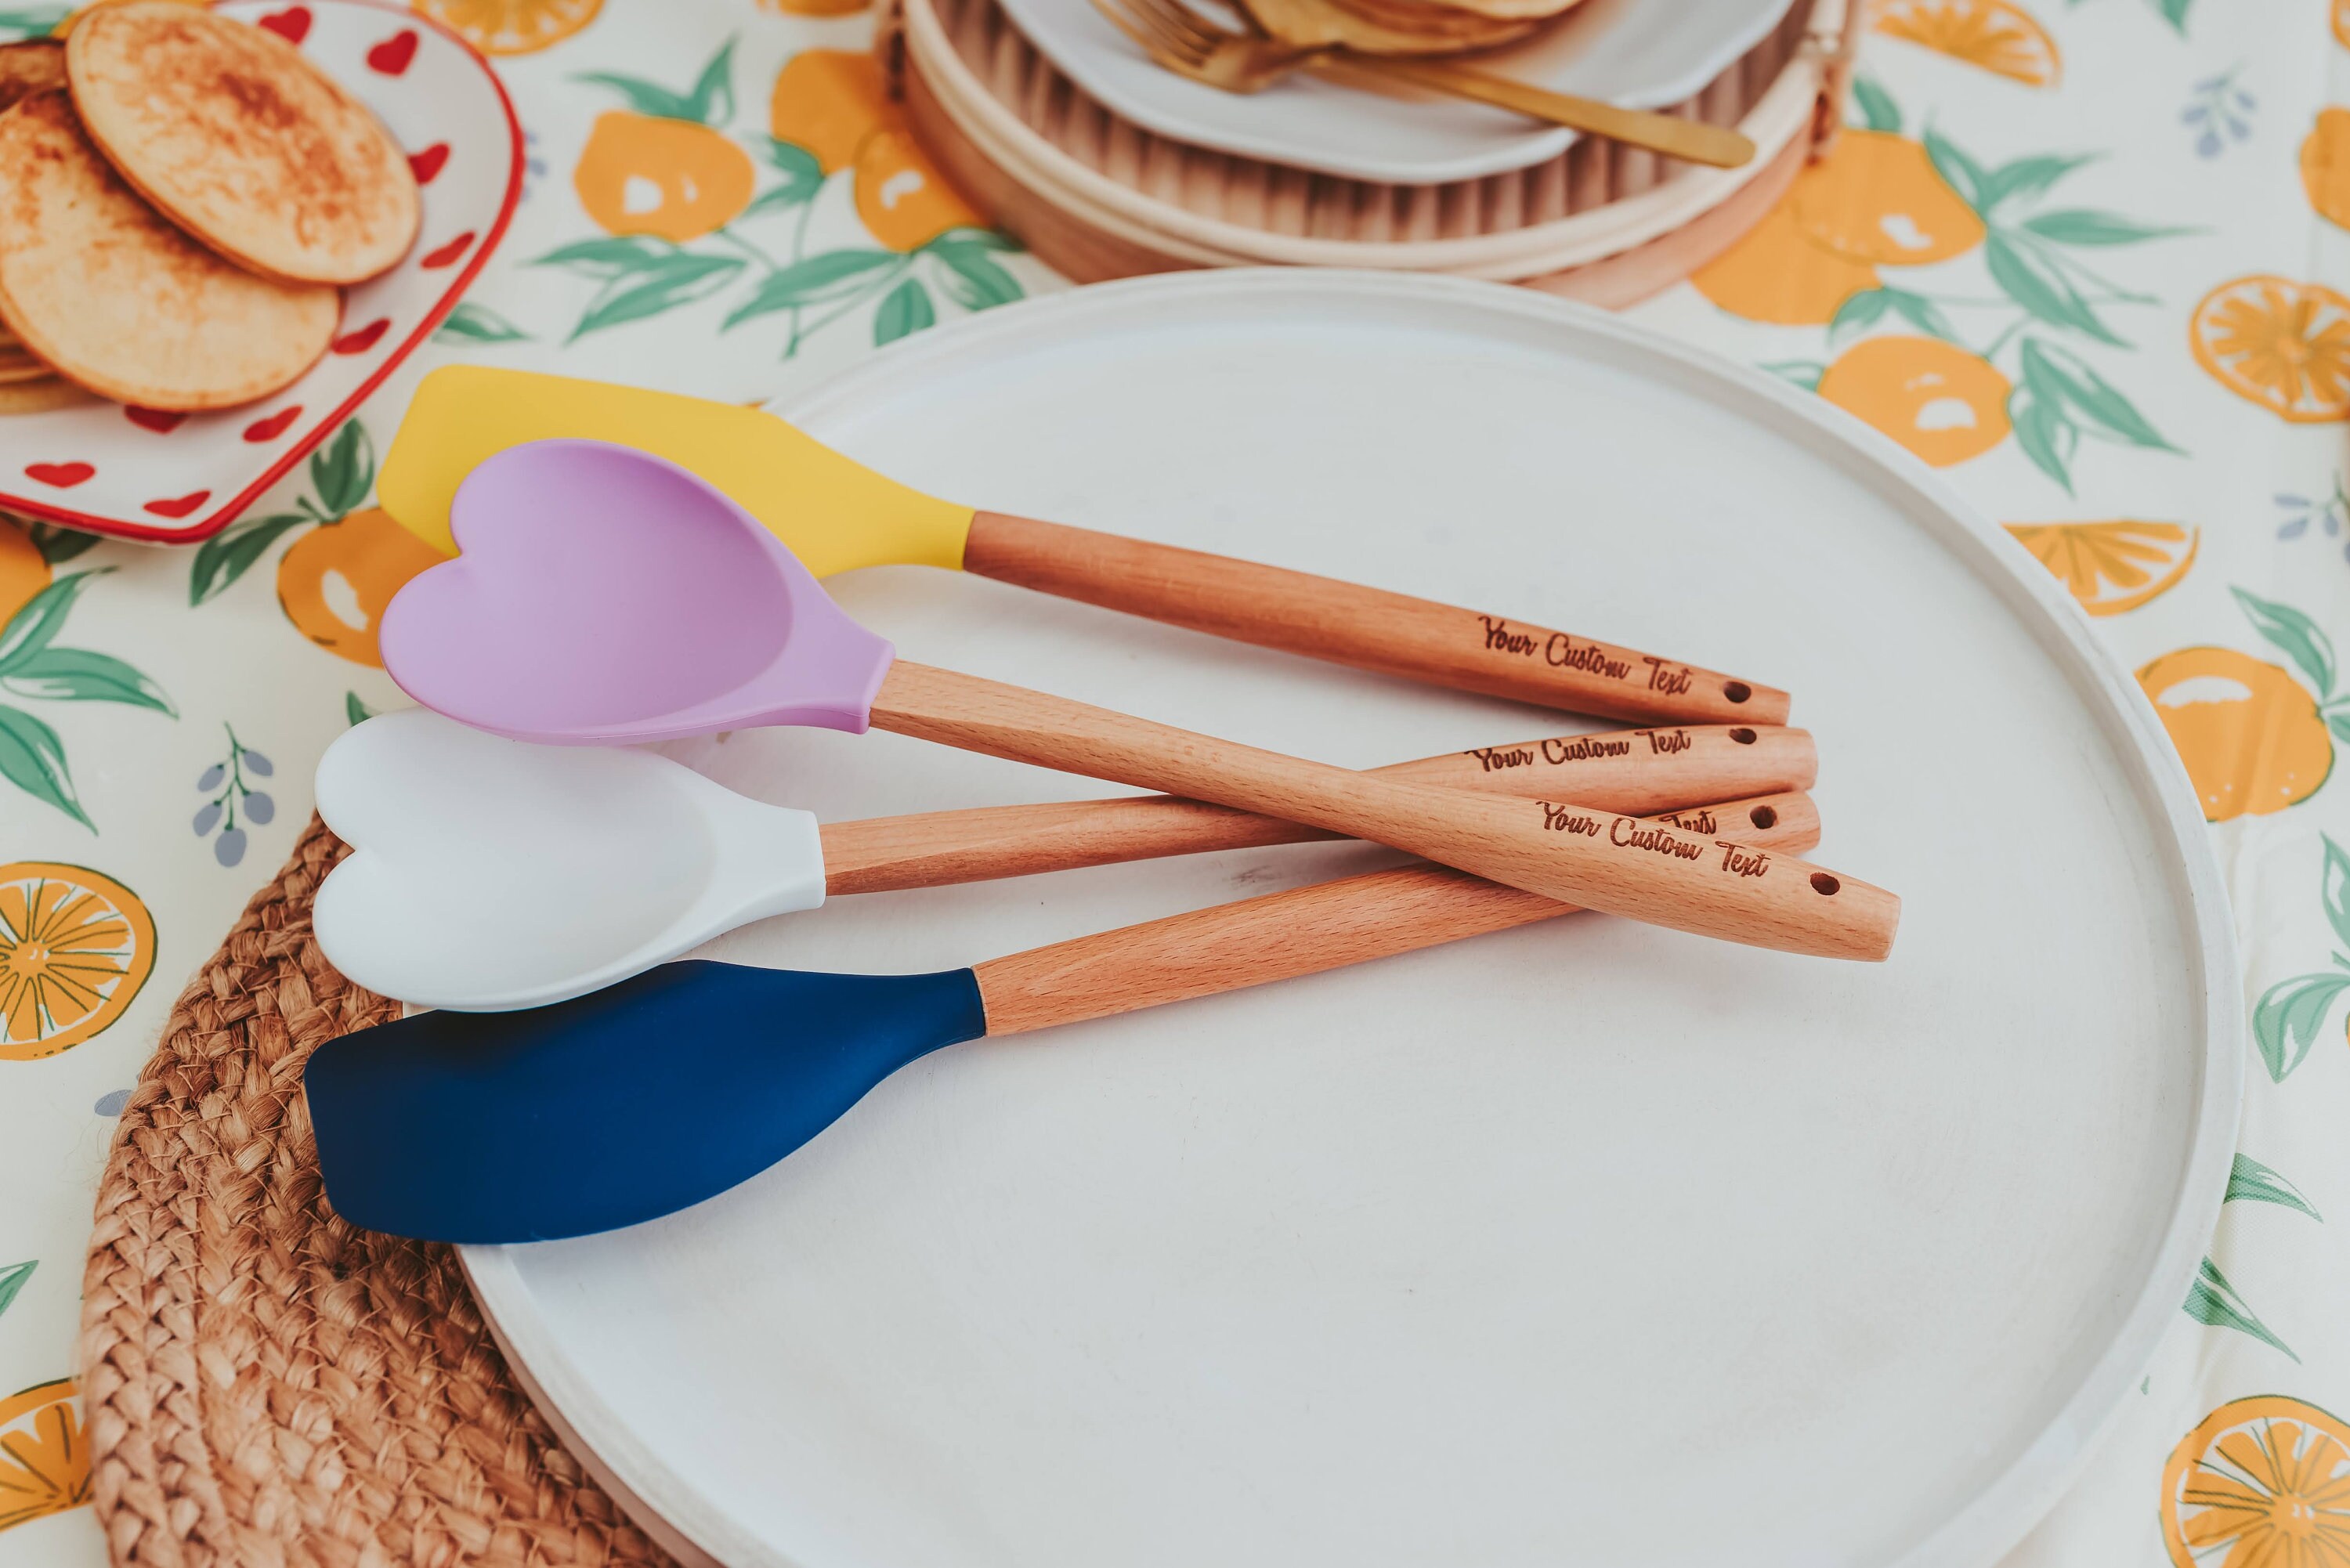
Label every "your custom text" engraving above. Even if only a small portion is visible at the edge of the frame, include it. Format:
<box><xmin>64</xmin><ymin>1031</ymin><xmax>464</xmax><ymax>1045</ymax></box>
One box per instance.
<box><xmin>1478</xmin><ymin>616</ymin><xmax>1634</xmax><ymax>681</ymax></box>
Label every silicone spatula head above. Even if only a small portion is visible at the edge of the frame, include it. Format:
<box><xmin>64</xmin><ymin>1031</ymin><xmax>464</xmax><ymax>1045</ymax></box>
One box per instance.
<box><xmin>378</xmin><ymin>366</ymin><xmax>977</xmax><ymax>573</ymax></box>
<box><xmin>313</xmin><ymin>710</ymin><xmax>827</xmax><ymax>1011</ymax></box>
<box><xmin>306</xmin><ymin>961</ymin><xmax>988</xmax><ymax>1242</ymax></box>
<box><xmin>378</xmin><ymin>439</ymin><xmax>896</xmax><ymax>744</ymax></box>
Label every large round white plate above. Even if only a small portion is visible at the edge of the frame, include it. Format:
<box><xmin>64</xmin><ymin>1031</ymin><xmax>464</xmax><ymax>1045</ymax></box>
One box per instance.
<box><xmin>987</xmin><ymin>0</ymin><xmax>1794</xmax><ymax>184</ymax></box>
<box><xmin>463</xmin><ymin>272</ymin><xmax>2240</xmax><ymax>1568</ymax></box>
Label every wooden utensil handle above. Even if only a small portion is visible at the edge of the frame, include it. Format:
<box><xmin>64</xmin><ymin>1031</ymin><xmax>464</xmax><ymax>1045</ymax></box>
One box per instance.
<box><xmin>871</xmin><ymin>661</ymin><xmax>1896</xmax><ymax>960</ymax></box>
<box><xmin>974</xmin><ymin>792</ymin><xmax>1818</xmax><ymax>1035</ymax></box>
<box><xmin>960</xmin><ymin>511</ymin><xmax>1788</xmax><ymax>727</ymax></box>
<box><xmin>1331</xmin><ymin>58</ymin><xmax>1757</xmax><ymax>169</ymax></box>
<box><xmin>817</xmin><ymin>722</ymin><xmax>1814</xmax><ymax>894</ymax></box>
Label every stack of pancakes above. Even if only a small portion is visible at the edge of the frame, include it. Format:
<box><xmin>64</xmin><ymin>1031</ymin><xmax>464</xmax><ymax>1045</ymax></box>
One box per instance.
<box><xmin>0</xmin><ymin>3</ymin><xmax>420</xmax><ymax>414</ymax></box>
<box><xmin>1239</xmin><ymin>0</ymin><xmax>1587</xmax><ymax>57</ymax></box>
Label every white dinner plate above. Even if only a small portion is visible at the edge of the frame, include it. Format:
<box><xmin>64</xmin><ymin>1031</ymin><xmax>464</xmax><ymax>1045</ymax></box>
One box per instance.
<box><xmin>462</xmin><ymin>272</ymin><xmax>2240</xmax><ymax>1568</ymax></box>
<box><xmin>982</xmin><ymin>0</ymin><xmax>1793</xmax><ymax>184</ymax></box>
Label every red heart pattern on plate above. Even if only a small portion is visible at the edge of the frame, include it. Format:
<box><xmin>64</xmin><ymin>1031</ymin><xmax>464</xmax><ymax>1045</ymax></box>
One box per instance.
<box><xmin>143</xmin><ymin>491</ymin><xmax>210</xmax><ymax>518</ymax></box>
<box><xmin>366</xmin><ymin>28</ymin><xmax>417</xmax><ymax>74</ymax></box>
<box><xmin>332</xmin><ymin>319</ymin><xmax>390</xmax><ymax>354</ymax></box>
<box><xmin>25</xmin><ymin>462</ymin><xmax>94</xmax><ymax>488</ymax></box>
<box><xmin>420</xmin><ymin>231</ymin><xmax>475</xmax><ymax>269</ymax></box>
<box><xmin>243</xmin><ymin>406</ymin><xmax>303</xmax><ymax>443</ymax></box>
<box><xmin>408</xmin><ymin>143</ymin><xmax>449</xmax><ymax>184</ymax></box>
<box><xmin>124</xmin><ymin>407</ymin><xmax>187</xmax><ymax>434</ymax></box>
<box><xmin>258</xmin><ymin>5</ymin><xmax>311</xmax><ymax>42</ymax></box>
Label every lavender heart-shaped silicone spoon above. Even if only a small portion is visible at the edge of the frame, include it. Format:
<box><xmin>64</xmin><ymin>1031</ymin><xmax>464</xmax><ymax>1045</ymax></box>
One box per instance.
<box><xmin>375</xmin><ymin>440</ymin><xmax>1896</xmax><ymax>961</ymax></box>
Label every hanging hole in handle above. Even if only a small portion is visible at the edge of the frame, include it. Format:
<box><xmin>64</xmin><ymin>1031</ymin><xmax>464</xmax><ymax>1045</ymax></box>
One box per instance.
<box><xmin>1810</xmin><ymin>873</ymin><xmax>1840</xmax><ymax>895</ymax></box>
<box><xmin>1729</xmin><ymin>727</ymin><xmax>1756</xmax><ymax>744</ymax></box>
<box><xmin>1723</xmin><ymin>681</ymin><xmax>1752</xmax><ymax>703</ymax></box>
<box><xmin>1748</xmin><ymin>804</ymin><xmax>1777</xmax><ymax>829</ymax></box>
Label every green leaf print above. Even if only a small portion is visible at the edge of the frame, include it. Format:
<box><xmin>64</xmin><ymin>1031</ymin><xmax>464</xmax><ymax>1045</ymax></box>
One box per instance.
<box><xmin>28</xmin><ymin>522</ymin><xmax>99</xmax><ymax>566</ymax></box>
<box><xmin>0</xmin><ymin>703</ymin><xmax>89</xmax><ymax>829</ymax></box>
<box><xmin>2016</xmin><ymin>340</ymin><xmax>2175</xmax><ymax>450</ymax></box>
<box><xmin>873</xmin><ymin>276</ymin><xmax>935</xmax><ymax>345</ymax></box>
<box><xmin>926</xmin><ymin>238</ymin><xmax>1021</xmax><ymax>312</ymax></box>
<box><xmin>2</xmin><ymin>649</ymin><xmax>176</xmax><ymax>715</ymax></box>
<box><xmin>574</xmin><ymin>37</ymin><xmax>736</xmax><ymax>125</ymax></box>
<box><xmin>2152</xmin><ymin>0</ymin><xmax>2190</xmax><ymax>31</ymax></box>
<box><xmin>2006</xmin><ymin>383</ymin><xmax>2077</xmax><ymax>492</ymax></box>
<box><xmin>189</xmin><ymin>515</ymin><xmax>308</xmax><ymax>607</ymax></box>
<box><xmin>2232</xmin><ymin>587</ymin><xmax>2337</xmax><ymax>699</ymax></box>
<box><xmin>1987</xmin><ymin>233</ymin><xmax>2126</xmax><ymax>344</ymax></box>
<box><xmin>345</xmin><ymin>692</ymin><xmax>375</xmax><ymax>727</ymax></box>
<box><xmin>2227</xmin><ymin>1155</ymin><xmax>2322</xmax><ymax>1220</ymax></box>
<box><xmin>573</xmin><ymin>253</ymin><xmax>745</xmax><ymax>341</ymax></box>
<box><xmin>0</xmin><ymin>1260</ymin><xmax>31</xmax><ymax>1322</ymax></box>
<box><xmin>309</xmin><ymin>421</ymin><xmax>375</xmax><ymax>518</ymax></box>
<box><xmin>436</xmin><ymin>301</ymin><xmax>533</xmax><ymax>344</ymax></box>
<box><xmin>723</xmin><ymin>251</ymin><xmax>900</xmax><ymax>327</ymax></box>
<box><xmin>536</xmin><ymin>235</ymin><xmax>678</xmax><ymax>275</ymax></box>
<box><xmin>1921</xmin><ymin>128</ymin><xmax>1989</xmax><ymax>212</ymax></box>
<box><xmin>2184</xmin><ymin>1258</ymin><xmax>2296</xmax><ymax>1360</ymax></box>
<box><xmin>2018</xmin><ymin>209</ymin><xmax>2193</xmax><ymax>246</ymax></box>
<box><xmin>1850</xmin><ymin>74</ymin><xmax>1900</xmax><ymax>134</ymax></box>
<box><xmin>742</xmin><ymin>139</ymin><xmax>825</xmax><ymax>220</ymax></box>
<box><xmin>1761</xmin><ymin>360</ymin><xmax>1826</xmax><ymax>392</ymax></box>
<box><xmin>0</xmin><ymin>570</ymin><xmax>104</xmax><ymax>674</ymax></box>
<box><xmin>2253</xmin><ymin>971</ymin><xmax>2350</xmax><ymax>1082</ymax></box>
<box><xmin>1974</xmin><ymin>154</ymin><xmax>2097</xmax><ymax>217</ymax></box>
<box><xmin>2321</xmin><ymin>833</ymin><xmax>2350</xmax><ymax>952</ymax></box>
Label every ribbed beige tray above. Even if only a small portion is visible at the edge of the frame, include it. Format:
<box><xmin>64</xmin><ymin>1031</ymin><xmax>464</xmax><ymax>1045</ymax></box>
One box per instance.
<box><xmin>888</xmin><ymin>0</ymin><xmax>1855</xmax><ymax>298</ymax></box>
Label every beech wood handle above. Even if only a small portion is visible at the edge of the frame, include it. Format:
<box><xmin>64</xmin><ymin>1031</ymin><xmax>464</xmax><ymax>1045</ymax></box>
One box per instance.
<box><xmin>815</xmin><ymin>722</ymin><xmax>1815</xmax><ymax>895</ymax></box>
<box><xmin>961</xmin><ymin>511</ymin><xmax>1788</xmax><ymax>727</ymax></box>
<box><xmin>973</xmin><ymin>792</ymin><xmax>1818</xmax><ymax>1035</ymax></box>
<box><xmin>870</xmin><ymin>662</ymin><xmax>1896</xmax><ymax>960</ymax></box>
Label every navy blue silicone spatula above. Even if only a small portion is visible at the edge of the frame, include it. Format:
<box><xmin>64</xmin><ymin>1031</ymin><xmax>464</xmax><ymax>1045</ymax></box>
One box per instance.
<box><xmin>306</xmin><ymin>791</ymin><xmax>1816</xmax><ymax>1243</ymax></box>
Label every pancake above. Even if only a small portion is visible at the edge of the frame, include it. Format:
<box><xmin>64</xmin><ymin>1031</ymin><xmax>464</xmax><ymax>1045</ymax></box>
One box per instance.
<box><xmin>1242</xmin><ymin>0</ymin><xmax>1535</xmax><ymax>53</ymax></box>
<box><xmin>1387</xmin><ymin>0</ymin><xmax>1587</xmax><ymax>22</ymax></box>
<box><xmin>0</xmin><ymin>91</ymin><xmax>340</xmax><ymax>410</ymax></box>
<box><xmin>0</xmin><ymin>376</ymin><xmax>99</xmax><ymax>415</ymax></box>
<box><xmin>67</xmin><ymin>4</ymin><xmax>419</xmax><ymax>284</ymax></box>
<box><xmin>0</xmin><ymin>41</ymin><xmax>65</xmax><ymax>112</ymax></box>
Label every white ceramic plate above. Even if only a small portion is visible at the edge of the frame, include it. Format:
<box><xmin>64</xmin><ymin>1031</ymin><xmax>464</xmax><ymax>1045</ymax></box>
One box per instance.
<box><xmin>0</xmin><ymin>0</ymin><xmax>521</xmax><ymax>544</ymax></box>
<box><xmin>983</xmin><ymin>0</ymin><xmax>1793</xmax><ymax>184</ymax></box>
<box><xmin>463</xmin><ymin>272</ymin><xmax>2240</xmax><ymax>1568</ymax></box>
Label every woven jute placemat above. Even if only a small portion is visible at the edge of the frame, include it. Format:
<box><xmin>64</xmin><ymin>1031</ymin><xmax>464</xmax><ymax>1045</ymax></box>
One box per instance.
<box><xmin>77</xmin><ymin>817</ymin><xmax>678</xmax><ymax>1568</ymax></box>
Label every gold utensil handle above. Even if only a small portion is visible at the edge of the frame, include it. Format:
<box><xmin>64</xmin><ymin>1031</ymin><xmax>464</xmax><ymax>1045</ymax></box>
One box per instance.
<box><xmin>1325</xmin><ymin>56</ymin><xmax>1756</xmax><ymax>168</ymax></box>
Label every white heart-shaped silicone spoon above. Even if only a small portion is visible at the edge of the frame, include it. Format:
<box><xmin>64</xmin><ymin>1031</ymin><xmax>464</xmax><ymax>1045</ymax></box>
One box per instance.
<box><xmin>314</xmin><ymin>709</ymin><xmax>823</xmax><ymax>1011</ymax></box>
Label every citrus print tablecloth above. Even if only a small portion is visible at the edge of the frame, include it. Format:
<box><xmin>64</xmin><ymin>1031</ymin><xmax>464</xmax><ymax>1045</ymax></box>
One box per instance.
<box><xmin>1</xmin><ymin>0</ymin><xmax>2346</xmax><ymax>1561</ymax></box>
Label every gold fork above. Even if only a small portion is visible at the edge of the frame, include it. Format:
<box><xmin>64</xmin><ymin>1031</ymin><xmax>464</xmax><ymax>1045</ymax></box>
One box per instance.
<box><xmin>1090</xmin><ymin>0</ymin><xmax>1755</xmax><ymax>168</ymax></box>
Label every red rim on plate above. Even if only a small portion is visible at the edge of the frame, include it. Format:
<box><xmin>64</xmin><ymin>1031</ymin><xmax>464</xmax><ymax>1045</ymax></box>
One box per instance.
<box><xmin>0</xmin><ymin>0</ymin><xmax>524</xmax><ymax>545</ymax></box>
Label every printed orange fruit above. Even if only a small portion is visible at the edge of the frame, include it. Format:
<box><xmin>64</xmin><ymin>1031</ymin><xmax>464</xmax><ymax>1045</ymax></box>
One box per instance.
<box><xmin>769</xmin><ymin>49</ymin><xmax>895</xmax><ymax>175</ymax></box>
<box><xmin>2190</xmin><ymin>275</ymin><xmax>2350</xmax><ymax>424</ymax></box>
<box><xmin>2160</xmin><ymin>1395</ymin><xmax>2350</xmax><ymax>1568</ymax></box>
<box><xmin>0</xmin><ymin>862</ymin><xmax>154</xmax><ymax>1060</ymax></box>
<box><xmin>1791</xmin><ymin>129</ymin><xmax>1985</xmax><ymax>266</ymax></box>
<box><xmin>758</xmin><ymin>0</ymin><xmax>872</xmax><ymax>16</ymax></box>
<box><xmin>2337</xmin><ymin>0</ymin><xmax>2349</xmax><ymax>49</ymax></box>
<box><xmin>0</xmin><ymin>519</ymin><xmax>49</xmax><ymax>629</ymax></box>
<box><xmin>411</xmin><ymin>0</ymin><xmax>603</xmax><ymax>54</ymax></box>
<box><xmin>1818</xmin><ymin>335</ymin><xmax>2012</xmax><ymax>466</ymax></box>
<box><xmin>277</xmin><ymin>508</ymin><xmax>446</xmax><ymax>668</ymax></box>
<box><xmin>2138</xmin><ymin>648</ymin><xmax>2332</xmax><ymax>820</ymax></box>
<box><xmin>1871</xmin><ymin>0</ymin><xmax>2060</xmax><ymax>87</ymax></box>
<box><xmin>573</xmin><ymin>110</ymin><xmax>754</xmax><ymax>244</ymax></box>
<box><xmin>853</xmin><ymin>128</ymin><xmax>983</xmax><ymax>251</ymax></box>
<box><xmin>2301</xmin><ymin>107</ymin><xmax>2350</xmax><ymax>230</ymax></box>
<box><xmin>1691</xmin><ymin>201</ymin><xmax>1881</xmax><ymax>325</ymax></box>
<box><xmin>0</xmin><ymin>1378</ymin><xmax>90</xmax><ymax>1532</ymax></box>
<box><xmin>2003</xmin><ymin>521</ymin><xmax>2197</xmax><ymax>616</ymax></box>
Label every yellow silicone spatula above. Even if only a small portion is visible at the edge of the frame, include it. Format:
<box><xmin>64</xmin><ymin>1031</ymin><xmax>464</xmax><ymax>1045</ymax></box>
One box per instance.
<box><xmin>380</xmin><ymin>365</ymin><xmax>1788</xmax><ymax>726</ymax></box>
